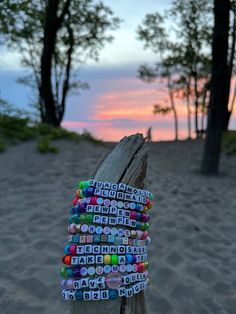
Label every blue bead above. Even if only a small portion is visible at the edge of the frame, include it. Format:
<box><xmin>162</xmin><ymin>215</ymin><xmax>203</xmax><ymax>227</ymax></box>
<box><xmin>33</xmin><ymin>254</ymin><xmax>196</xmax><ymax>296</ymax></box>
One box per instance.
<box><xmin>67</xmin><ymin>268</ymin><xmax>74</xmax><ymax>277</ymax></box>
<box><xmin>109</xmin><ymin>289</ymin><xmax>118</xmax><ymax>300</ymax></box>
<box><xmin>64</xmin><ymin>245</ymin><xmax>71</xmax><ymax>254</ymax></box>
<box><xmin>75</xmin><ymin>291</ymin><xmax>83</xmax><ymax>300</ymax></box>
<box><xmin>82</xmin><ymin>188</ymin><xmax>89</xmax><ymax>197</ymax></box>
<box><xmin>126</xmin><ymin>254</ymin><xmax>133</xmax><ymax>264</ymax></box>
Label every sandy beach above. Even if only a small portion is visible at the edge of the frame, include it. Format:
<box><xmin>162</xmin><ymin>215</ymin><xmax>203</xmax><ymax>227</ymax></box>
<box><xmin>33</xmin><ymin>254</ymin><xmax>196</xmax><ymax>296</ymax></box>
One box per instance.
<box><xmin>0</xmin><ymin>139</ymin><xmax>235</xmax><ymax>314</ymax></box>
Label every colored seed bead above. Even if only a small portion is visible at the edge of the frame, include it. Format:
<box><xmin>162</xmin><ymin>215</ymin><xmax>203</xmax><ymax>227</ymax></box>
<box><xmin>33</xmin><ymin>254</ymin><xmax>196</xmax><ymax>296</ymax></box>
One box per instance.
<box><xmin>132</xmin><ymin>255</ymin><xmax>137</xmax><ymax>263</ymax></box>
<box><xmin>72</xmin><ymin>198</ymin><xmax>78</xmax><ymax>206</ymax></box>
<box><xmin>136</xmin><ymin>212</ymin><xmax>142</xmax><ymax>220</ymax></box>
<box><xmin>126</xmin><ymin>254</ymin><xmax>133</xmax><ymax>264</ymax></box>
<box><xmin>149</xmin><ymin>193</ymin><xmax>153</xmax><ymax>200</ymax></box>
<box><xmin>136</xmin><ymin>221</ymin><xmax>142</xmax><ymax>229</ymax></box>
<box><xmin>69</xmin><ymin>214</ymin><xmax>80</xmax><ymax>224</ymax></box>
<box><xmin>62</xmin><ymin>255</ymin><xmax>71</xmax><ymax>265</ymax></box>
<box><xmin>143</xmin><ymin>222</ymin><xmax>149</xmax><ymax>231</ymax></box>
<box><xmin>80</xmin><ymin>215</ymin><xmax>86</xmax><ymax>223</ymax></box>
<box><xmin>67</xmin><ymin>268</ymin><xmax>74</xmax><ymax>277</ymax></box>
<box><xmin>73</xmin><ymin>268</ymin><xmax>81</xmax><ymax>278</ymax></box>
<box><xmin>64</xmin><ymin>244</ymin><xmax>71</xmax><ymax>254</ymax></box>
<box><xmin>142</xmin><ymin>231</ymin><xmax>148</xmax><ymax>240</ymax></box>
<box><xmin>111</xmin><ymin>254</ymin><xmax>118</xmax><ymax>265</ymax></box>
<box><xmin>69</xmin><ymin>244</ymin><xmax>77</xmax><ymax>255</ymax></box>
<box><xmin>104</xmin><ymin>254</ymin><xmax>111</xmax><ymax>265</ymax></box>
<box><xmin>109</xmin><ymin>289</ymin><xmax>118</xmax><ymax>300</ymax></box>
<box><xmin>147</xmin><ymin>202</ymin><xmax>152</xmax><ymax>209</ymax></box>
<box><xmin>90</xmin><ymin>196</ymin><xmax>97</xmax><ymax>205</ymax></box>
<box><xmin>79</xmin><ymin>190</ymin><xmax>84</xmax><ymax>198</ymax></box>
<box><xmin>130</xmin><ymin>230</ymin><xmax>137</xmax><ymax>238</ymax></box>
<box><xmin>60</xmin><ymin>267</ymin><xmax>67</xmax><ymax>278</ymax></box>
<box><xmin>86</xmin><ymin>214</ymin><xmax>93</xmax><ymax>223</ymax></box>
<box><xmin>75</xmin><ymin>291</ymin><xmax>83</xmax><ymax>300</ymax></box>
<box><xmin>144</xmin><ymin>262</ymin><xmax>149</xmax><ymax>270</ymax></box>
<box><xmin>135</xmin><ymin>203</ymin><xmax>143</xmax><ymax>211</ymax></box>
<box><xmin>130</xmin><ymin>211</ymin><xmax>137</xmax><ymax>220</ymax></box>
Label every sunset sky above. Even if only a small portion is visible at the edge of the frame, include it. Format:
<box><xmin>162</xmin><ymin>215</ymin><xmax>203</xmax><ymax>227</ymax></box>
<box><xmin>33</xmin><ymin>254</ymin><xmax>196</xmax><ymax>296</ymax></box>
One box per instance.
<box><xmin>0</xmin><ymin>0</ymin><xmax>235</xmax><ymax>141</ymax></box>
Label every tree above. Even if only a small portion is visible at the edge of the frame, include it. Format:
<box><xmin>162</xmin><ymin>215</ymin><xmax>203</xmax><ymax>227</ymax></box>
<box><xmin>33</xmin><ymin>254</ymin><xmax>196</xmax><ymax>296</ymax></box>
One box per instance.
<box><xmin>201</xmin><ymin>0</ymin><xmax>230</xmax><ymax>174</ymax></box>
<box><xmin>137</xmin><ymin>1</ymin><xmax>212</xmax><ymax>140</ymax></box>
<box><xmin>0</xmin><ymin>0</ymin><xmax>120</xmax><ymax>126</ymax></box>
<box><xmin>137</xmin><ymin>13</ymin><xmax>179</xmax><ymax>140</ymax></box>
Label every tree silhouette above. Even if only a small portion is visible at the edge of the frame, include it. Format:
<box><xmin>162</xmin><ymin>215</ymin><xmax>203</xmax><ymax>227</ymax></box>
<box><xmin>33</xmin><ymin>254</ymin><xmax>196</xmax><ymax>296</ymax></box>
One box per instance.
<box><xmin>0</xmin><ymin>0</ymin><xmax>120</xmax><ymax>126</ymax></box>
<box><xmin>201</xmin><ymin>0</ymin><xmax>230</xmax><ymax>174</ymax></box>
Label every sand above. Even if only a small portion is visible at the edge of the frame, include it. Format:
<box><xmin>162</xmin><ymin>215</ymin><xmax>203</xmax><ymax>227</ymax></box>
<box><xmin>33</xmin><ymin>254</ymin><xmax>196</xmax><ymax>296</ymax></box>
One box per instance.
<box><xmin>0</xmin><ymin>139</ymin><xmax>235</xmax><ymax>314</ymax></box>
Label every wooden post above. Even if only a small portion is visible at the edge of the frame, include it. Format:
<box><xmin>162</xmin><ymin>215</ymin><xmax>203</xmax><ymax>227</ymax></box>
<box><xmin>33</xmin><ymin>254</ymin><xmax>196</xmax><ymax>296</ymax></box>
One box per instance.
<box><xmin>70</xmin><ymin>133</ymin><xmax>149</xmax><ymax>314</ymax></box>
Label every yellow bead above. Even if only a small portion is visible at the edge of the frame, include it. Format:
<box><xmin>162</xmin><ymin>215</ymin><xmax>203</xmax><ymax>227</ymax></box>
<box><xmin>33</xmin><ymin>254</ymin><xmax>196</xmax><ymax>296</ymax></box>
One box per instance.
<box><xmin>104</xmin><ymin>254</ymin><xmax>111</xmax><ymax>265</ymax></box>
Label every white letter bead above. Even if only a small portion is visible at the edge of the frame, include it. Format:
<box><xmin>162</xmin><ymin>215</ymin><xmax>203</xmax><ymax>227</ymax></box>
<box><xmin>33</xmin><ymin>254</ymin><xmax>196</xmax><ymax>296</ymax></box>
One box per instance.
<box><xmin>118</xmin><ymin>287</ymin><xmax>126</xmax><ymax>297</ymax></box>
<box><xmin>100</xmin><ymin>290</ymin><xmax>109</xmax><ymax>300</ymax></box>
<box><xmin>83</xmin><ymin>291</ymin><xmax>92</xmax><ymax>300</ymax></box>
<box><xmin>93</xmin><ymin>215</ymin><xmax>101</xmax><ymax>224</ymax></box>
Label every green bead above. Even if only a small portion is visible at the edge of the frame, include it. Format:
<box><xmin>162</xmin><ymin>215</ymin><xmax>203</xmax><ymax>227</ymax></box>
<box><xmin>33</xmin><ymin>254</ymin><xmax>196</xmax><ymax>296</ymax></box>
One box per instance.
<box><xmin>143</xmin><ymin>222</ymin><xmax>149</xmax><ymax>231</ymax></box>
<box><xmin>83</xmin><ymin>181</ymin><xmax>90</xmax><ymax>188</ymax></box>
<box><xmin>79</xmin><ymin>190</ymin><xmax>84</xmax><ymax>198</ymax></box>
<box><xmin>149</xmin><ymin>193</ymin><xmax>153</xmax><ymax>200</ymax></box>
<box><xmin>80</xmin><ymin>214</ymin><xmax>86</xmax><ymax>223</ymax></box>
<box><xmin>144</xmin><ymin>262</ymin><xmax>149</xmax><ymax>269</ymax></box>
<box><xmin>86</xmin><ymin>214</ymin><xmax>93</xmax><ymax>223</ymax></box>
<box><xmin>60</xmin><ymin>267</ymin><xmax>67</xmax><ymax>278</ymax></box>
<box><xmin>79</xmin><ymin>181</ymin><xmax>85</xmax><ymax>189</ymax></box>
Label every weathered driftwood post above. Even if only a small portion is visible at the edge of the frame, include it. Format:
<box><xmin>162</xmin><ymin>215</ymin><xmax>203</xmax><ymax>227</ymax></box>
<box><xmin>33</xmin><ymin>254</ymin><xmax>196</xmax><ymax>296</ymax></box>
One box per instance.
<box><xmin>70</xmin><ymin>133</ymin><xmax>149</xmax><ymax>314</ymax></box>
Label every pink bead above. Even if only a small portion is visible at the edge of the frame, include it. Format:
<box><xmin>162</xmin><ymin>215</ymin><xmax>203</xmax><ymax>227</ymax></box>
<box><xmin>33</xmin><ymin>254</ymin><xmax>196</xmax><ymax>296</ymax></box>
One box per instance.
<box><xmin>130</xmin><ymin>211</ymin><xmax>137</xmax><ymax>220</ymax></box>
<box><xmin>68</xmin><ymin>223</ymin><xmax>76</xmax><ymax>234</ymax></box>
<box><xmin>66</xmin><ymin>279</ymin><xmax>74</xmax><ymax>289</ymax></box>
<box><xmin>142</xmin><ymin>231</ymin><xmax>148</xmax><ymax>239</ymax></box>
<box><xmin>73</xmin><ymin>198</ymin><xmax>78</xmax><ymax>206</ymax></box>
<box><xmin>69</xmin><ymin>244</ymin><xmax>77</xmax><ymax>255</ymax></box>
<box><xmin>90</xmin><ymin>197</ymin><xmax>97</xmax><ymax>205</ymax></box>
<box><xmin>145</xmin><ymin>198</ymin><xmax>151</xmax><ymax>206</ymax></box>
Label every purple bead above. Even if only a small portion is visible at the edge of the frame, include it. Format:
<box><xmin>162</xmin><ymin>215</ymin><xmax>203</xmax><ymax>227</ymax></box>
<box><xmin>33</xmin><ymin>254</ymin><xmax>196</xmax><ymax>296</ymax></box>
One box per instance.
<box><xmin>73</xmin><ymin>268</ymin><xmax>81</xmax><ymax>278</ymax></box>
<box><xmin>87</xmin><ymin>187</ymin><xmax>95</xmax><ymax>196</ymax></box>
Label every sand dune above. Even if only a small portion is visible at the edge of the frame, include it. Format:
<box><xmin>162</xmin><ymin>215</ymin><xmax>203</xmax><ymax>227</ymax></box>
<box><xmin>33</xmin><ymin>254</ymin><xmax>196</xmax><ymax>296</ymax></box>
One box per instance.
<box><xmin>0</xmin><ymin>139</ymin><xmax>235</xmax><ymax>314</ymax></box>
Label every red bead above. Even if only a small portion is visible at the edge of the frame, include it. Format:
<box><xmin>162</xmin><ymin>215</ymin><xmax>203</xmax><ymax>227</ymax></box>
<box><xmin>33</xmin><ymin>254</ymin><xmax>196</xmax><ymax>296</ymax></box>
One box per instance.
<box><xmin>90</xmin><ymin>197</ymin><xmax>97</xmax><ymax>205</ymax></box>
<box><xmin>73</xmin><ymin>198</ymin><xmax>78</xmax><ymax>206</ymax></box>
<box><xmin>145</xmin><ymin>198</ymin><xmax>151</xmax><ymax>206</ymax></box>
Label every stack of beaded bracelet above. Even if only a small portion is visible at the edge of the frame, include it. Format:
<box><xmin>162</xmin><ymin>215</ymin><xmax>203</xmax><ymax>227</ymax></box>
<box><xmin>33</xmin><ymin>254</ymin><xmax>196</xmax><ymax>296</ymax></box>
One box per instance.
<box><xmin>61</xmin><ymin>180</ymin><xmax>153</xmax><ymax>301</ymax></box>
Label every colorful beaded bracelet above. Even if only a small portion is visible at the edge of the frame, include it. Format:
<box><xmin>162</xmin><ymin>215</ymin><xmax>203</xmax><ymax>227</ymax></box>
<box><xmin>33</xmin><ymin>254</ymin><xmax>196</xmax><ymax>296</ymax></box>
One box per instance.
<box><xmin>60</xmin><ymin>262</ymin><xmax>149</xmax><ymax>278</ymax></box>
<box><xmin>64</xmin><ymin>244</ymin><xmax>147</xmax><ymax>255</ymax></box>
<box><xmin>62</xmin><ymin>253</ymin><xmax>148</xmax><ymax>266</ymax></box>
<box><xmin>69</xmin><ymin>213</ymin><xmax>149</xmax><ymax>231</ymax></box>
<box><xmin>73</xmin><ymin>196</ymin><xmax>152</xmax><ymax>211</ymax></box>
<box><xmin>71</xmin><ymin>204</ymin><xmax>150</xmax><ymax>222</ymax></box>
<box><xmin>67</xmin><ymin>234</ymin><xmax>150</xmax><ymax>246</ymax></box>
<box><xmin>67</xmin><ymin>223</ymin><xmax>149</xmax><ymax>239</ymax></box>
<box><xmin>62</xmin><ymin>280</ymin><xmax>148</xmax><ymax>300</ymax></box>
<box><xmin>73</xmin><ymin>197</ymin><xmax>150</xmax><ymax>212</ymax></box>
<box><xmin>78</xmin><ymin>180</ymin><xmax>153</xmax><ymax>200</ymax></box>
<box><xmin>61</xmin><ymin>271</ymin><xmax>148</xmax><ymax>289</ymax></box>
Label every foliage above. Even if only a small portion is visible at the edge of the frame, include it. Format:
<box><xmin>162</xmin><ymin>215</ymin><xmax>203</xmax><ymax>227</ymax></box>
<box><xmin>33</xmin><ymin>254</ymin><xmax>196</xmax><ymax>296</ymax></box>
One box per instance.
<box><xmin>0</xmin><ymin>0</ymin><xmax>120</xmax><ymax>124</ymax></box>
<box><xmin>0</xmin><ymin>105</ymin><xmax>101</xmax><ymax>153</ymax></box>
<box><xmin>37</xmin><ymin>136</ymin><xmax>59</xmax><ymax>154</ymax></box>
<box><xmin>222</xmin><ymin>131</ymin><xmax>236</xmax><ymax>155</ymax></box>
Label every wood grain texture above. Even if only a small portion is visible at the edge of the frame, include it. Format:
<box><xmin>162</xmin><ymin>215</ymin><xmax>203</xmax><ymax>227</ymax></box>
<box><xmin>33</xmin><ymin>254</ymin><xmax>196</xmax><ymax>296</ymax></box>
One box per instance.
<box><xmin>70</xmin><ymin>133</ymin><xmax>149</xmax><ymax>314</ymax></box>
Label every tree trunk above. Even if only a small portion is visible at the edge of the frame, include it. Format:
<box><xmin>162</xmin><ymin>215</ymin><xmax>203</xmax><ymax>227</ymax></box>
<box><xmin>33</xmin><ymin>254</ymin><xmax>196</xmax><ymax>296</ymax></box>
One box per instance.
<box><xmin>222</xmin><ymin>3</ymin><xmax>236</xmax><ymax>130</ymax></box>
<box><xmin>193</xmin><ymin>73</ymin><xmax>200</xmax><ymax>138</ymax></box>
<box><xmin>168</xmin><ymin>76</ymin><xmax>179</xmax><ymax>141</ymax></box>
<box><xmin>186</xmin><ymin>78</ymin><xmax>191</xmax><ymax>139</ymax></box>
<box><xmin>71</xmin><ymin>134</ymin><xmax>149</xmax><ymax>314</ymax></box>
<box><xmin>201</xmin><ymin>0</ymin><xmax>230</xmax><ymax>174</ymax></box>
<box><xmin>40</xmin><ymin>0</ymin><xmax>60</xmax><ymax>126</ymax></box>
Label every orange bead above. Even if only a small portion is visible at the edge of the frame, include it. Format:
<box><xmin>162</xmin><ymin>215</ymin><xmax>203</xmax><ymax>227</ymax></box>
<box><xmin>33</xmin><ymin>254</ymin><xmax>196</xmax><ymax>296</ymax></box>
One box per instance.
<box><xmin>62</xmin><ymin>255</ymin><xmax>71</xmax><ymax>265</ymax></box>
